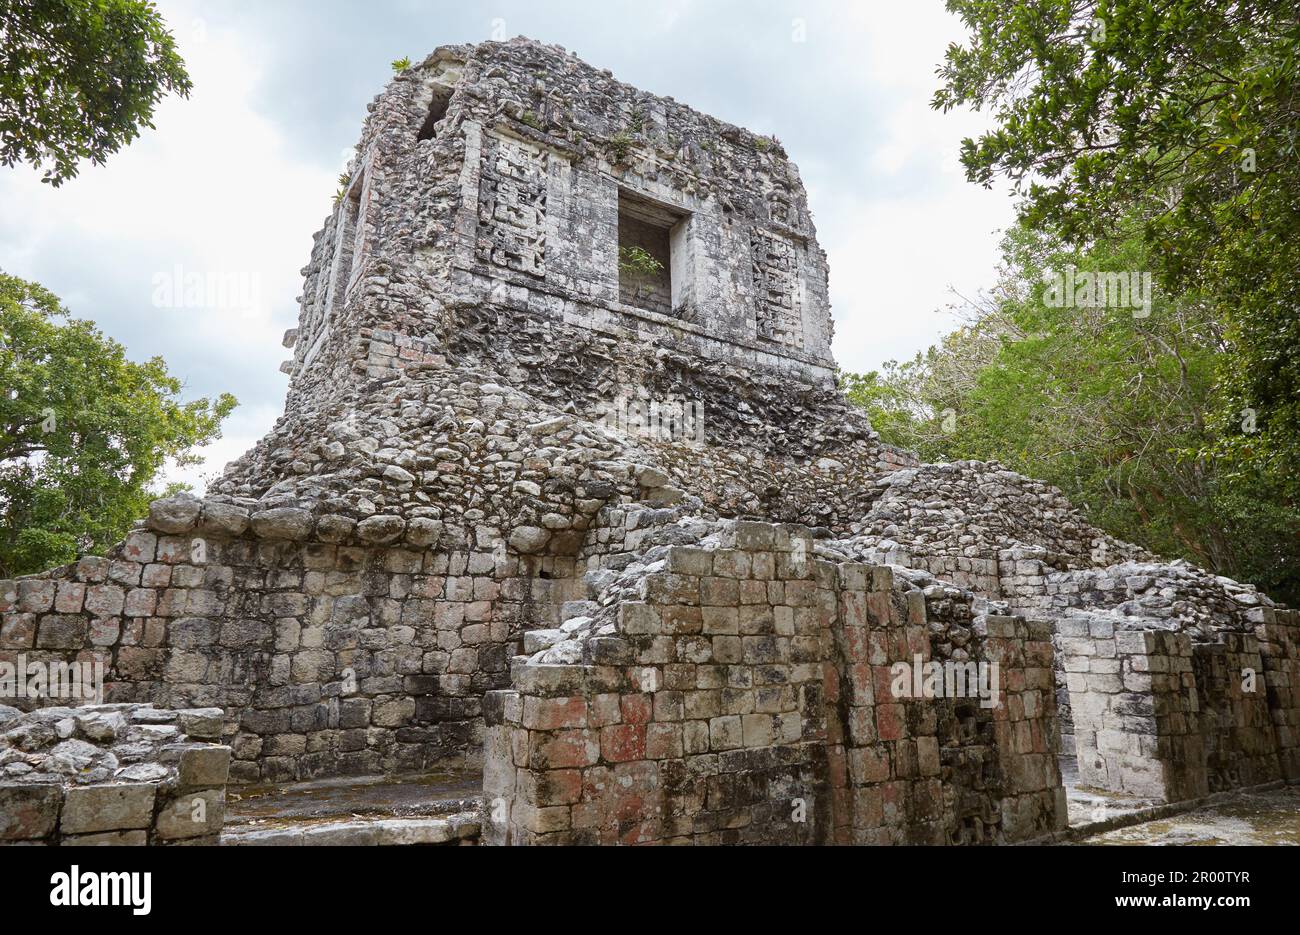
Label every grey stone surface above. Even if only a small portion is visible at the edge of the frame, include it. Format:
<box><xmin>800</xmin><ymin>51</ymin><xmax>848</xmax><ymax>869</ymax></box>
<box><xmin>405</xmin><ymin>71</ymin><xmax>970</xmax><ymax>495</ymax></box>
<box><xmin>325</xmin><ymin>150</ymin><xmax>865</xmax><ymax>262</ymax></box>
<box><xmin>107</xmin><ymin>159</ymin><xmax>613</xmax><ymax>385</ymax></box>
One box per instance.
<box><xmin>0</xmin><ymin>783</ymin><xmax>61</xmax><ymax>840</ymax></box>
<box><xmin>61</xmin><ymin>783</ymin><xmax>156</xmax><ymax>834</ymax></box>
<box><xmin>154</xmin><ymin>788</ymin><xmax>224</xmax><ymax>840</ymax></box>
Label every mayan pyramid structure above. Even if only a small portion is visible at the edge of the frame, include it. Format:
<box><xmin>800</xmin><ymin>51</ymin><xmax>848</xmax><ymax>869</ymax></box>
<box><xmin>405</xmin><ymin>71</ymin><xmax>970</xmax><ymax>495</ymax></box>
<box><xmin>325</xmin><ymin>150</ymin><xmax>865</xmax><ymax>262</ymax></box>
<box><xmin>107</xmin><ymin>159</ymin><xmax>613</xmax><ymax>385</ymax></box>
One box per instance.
<box><xmin>3</xmin><ymin>38</ymin><xmax>1297</xmax><ymax>846</ymax></box>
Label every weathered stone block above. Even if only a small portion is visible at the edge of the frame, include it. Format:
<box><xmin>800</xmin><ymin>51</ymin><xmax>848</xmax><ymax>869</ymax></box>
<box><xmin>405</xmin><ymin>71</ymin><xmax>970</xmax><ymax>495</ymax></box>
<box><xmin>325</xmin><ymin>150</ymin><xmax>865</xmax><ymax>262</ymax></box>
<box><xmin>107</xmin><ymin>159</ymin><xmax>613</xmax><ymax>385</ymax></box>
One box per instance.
<box><xmin>61</xmin><ymin>784</ymin><xmax>156</xmax><ymax>834</ymax></box>
<box><xmin>177</xmin><ymin>745</ymin><xmax>232</xmax><ymax>787</ymax></box>
<box><xmin>0</xmin><ymin>784</ymin><xmax>62</xmax><ymax>840</ymax></box>
<box><xmin>155</xmin><ymin>788</ymin><xmax>224</xmax><ymax>839</ymax></box>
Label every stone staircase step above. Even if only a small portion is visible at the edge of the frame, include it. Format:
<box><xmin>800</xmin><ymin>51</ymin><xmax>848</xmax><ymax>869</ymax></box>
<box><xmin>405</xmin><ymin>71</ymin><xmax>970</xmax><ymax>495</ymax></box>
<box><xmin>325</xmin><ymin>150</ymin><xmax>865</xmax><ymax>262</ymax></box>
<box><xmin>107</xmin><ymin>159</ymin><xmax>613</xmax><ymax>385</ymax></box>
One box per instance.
<box><xmin>220</xmin><ymin>771</ymin><xmax>483</xmax><ymax>845</ymax></box>
<box><xmin>221</xmin><ymin>811</ymin><xmax>480</xmax><ymax>846</ymax></box>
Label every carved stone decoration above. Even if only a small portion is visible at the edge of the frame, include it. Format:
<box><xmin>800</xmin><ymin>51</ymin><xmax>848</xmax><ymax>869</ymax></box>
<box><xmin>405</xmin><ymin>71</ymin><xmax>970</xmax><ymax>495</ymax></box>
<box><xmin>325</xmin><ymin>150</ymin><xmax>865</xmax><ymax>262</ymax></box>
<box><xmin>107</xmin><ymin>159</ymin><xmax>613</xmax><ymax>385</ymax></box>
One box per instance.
<box><xmin>750</xmin><ymin>228</ymin><xmax>802</xmax><ymax>348</ymax></box>
<box><xmin>476</xmin><ymin>133</ymin><xmax>547</xmax><ymax>277</ymax></box>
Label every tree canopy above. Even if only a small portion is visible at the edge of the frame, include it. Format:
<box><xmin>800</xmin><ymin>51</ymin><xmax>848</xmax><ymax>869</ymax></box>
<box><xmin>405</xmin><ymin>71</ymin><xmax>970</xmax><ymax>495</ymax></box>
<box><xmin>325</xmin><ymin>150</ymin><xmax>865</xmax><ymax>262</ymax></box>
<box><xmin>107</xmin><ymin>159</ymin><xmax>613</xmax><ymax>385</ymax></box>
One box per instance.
<box><xmin>849</xmin><ymin>1</ymin><xmax>1300</xmax><ymax>600</ymax></box>
<box><xmin>934</xmin><ymin>0</ymin><xmax>1300</xmax><ymax>499</ymax></box>
<box><xmin>843</xmin><ymin>219</ymin><xmax>1300</xmax><ymax>604</ymax></box>
<box><xmin>0</xmin><ymin>0</ymin><xmax>191</xmax><ymax>185</ymax></box>
<box><xmin>0</xmin><ymin>273</ymin><xmax>236</xmax><ymax>577</ymax></box>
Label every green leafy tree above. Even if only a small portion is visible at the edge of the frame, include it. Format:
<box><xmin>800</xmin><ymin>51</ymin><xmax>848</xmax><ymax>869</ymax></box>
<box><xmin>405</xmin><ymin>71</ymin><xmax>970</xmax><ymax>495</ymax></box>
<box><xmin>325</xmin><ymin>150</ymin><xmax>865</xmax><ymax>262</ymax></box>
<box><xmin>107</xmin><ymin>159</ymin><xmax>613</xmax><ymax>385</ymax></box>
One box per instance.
<box><xmin>0</xmin><ymin>273</ymin><xmax>236</xmax><ymax>577</ymax></box>
<box><xmin>0</xmin><ymin>0</ymin><xmax>192</xmax><ymax>185</ymax></box>
<box><xmin>934</xmin><ymin>0</ymin><xmax>1300</xmax><ymax>498</ymax></box>
<box><xmin>844</xmin><ymin>222</ymin><xmax>1300</xmax><ymax>602</ymax></box>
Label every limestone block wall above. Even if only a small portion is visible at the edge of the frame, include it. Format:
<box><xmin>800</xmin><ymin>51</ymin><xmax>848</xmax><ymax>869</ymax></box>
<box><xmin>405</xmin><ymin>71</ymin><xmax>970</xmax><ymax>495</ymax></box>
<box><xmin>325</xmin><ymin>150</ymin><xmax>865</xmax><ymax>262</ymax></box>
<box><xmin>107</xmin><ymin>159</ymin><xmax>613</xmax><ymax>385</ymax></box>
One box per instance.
<box><xmin>1192</xmin><ymin>633</ymin><xmax>1282</xmax><ymax>791</ymax></box>
<box><xmin>0</xmin><ymin>703</ymin><xmax>230</xmax><ymax>845</ymax></box>
<box><xmin>483</xmin><ymin>521</ymin><xmax>1066</xmax><ymax>845</ymax></box>
<box><xmin>1256</xmin><ymin>608</ymin><xmax>1300</xmax><ymax>780</ymax></box>
<box><xmin>936</xmin><ymin>614</ymin><xmax>1064</xmax><ymax>843</ymax></box>
<box><xmin>1061</xmin><ymin>618</ymin><xmax>1207</xmax><ymax>801</ymax></box>
<box><xmin>484</xmin><ymin>524</ymin><xmax>836</xmax><ymax>845</ymax></box>
<box><xmin>1</xmin><ymin>510</ymin><xmax>579</xmax><ymax>785</ymax></box>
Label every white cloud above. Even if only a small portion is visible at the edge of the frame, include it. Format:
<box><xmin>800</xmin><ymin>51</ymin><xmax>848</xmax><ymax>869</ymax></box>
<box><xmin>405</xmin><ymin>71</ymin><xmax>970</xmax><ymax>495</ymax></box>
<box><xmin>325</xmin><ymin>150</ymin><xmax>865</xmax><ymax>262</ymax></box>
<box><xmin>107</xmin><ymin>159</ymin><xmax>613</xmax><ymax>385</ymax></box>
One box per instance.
<box><xmin>803</xmin><ymin>0</ymin><xmax>1014</xmax><ymax>376</ymax></box>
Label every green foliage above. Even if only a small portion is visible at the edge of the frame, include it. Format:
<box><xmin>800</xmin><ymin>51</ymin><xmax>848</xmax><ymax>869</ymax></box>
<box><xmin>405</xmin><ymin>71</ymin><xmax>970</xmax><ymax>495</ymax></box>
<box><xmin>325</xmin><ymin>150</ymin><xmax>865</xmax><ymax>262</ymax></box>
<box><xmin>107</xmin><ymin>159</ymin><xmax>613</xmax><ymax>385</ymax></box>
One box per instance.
<box><xmin>519</xmin><ymin>110</ymin><xmax>542</xmax><ymax>130</ymax></box>
<box><xmin>334</xmin><ymin>171</ymin><xmax>351</xmax><ymax>205</ymax></box>
<box><xmin>0</xmin><ymin>273</ymin><xmax>236</xmax><ymax>577</ymax></box>
<box><xmin>934</xmin><ymin>0</ymin><xmax>1300</xmax><ymax>501</ymax></box>
<box><xmin>608</xmin><ymin>131</ymin><xmax>634</xmax><ymax>164</ymax></box>
<box><xmin>617</xmin><ymin>246</ymin><xmax>664</xmax><ymax>279</ymax></box>
<box><xmin>0</xmin><ymin>0</ymin><xmax>192</xmax><ymax>185</ymax></box>
<box><xmin>618</xmin><ymin>246</ymin><xmax>665</xmax><ymax>305</ymax></box>
<box><xmin>391</xmin><ymin>56</ymin><xmax>412</xmax><ymax>73</ymax></box>
<box><xmin>844</xmin><ymin>222</ymin><xmax>1300</xmax><ymax>603</ymax></box>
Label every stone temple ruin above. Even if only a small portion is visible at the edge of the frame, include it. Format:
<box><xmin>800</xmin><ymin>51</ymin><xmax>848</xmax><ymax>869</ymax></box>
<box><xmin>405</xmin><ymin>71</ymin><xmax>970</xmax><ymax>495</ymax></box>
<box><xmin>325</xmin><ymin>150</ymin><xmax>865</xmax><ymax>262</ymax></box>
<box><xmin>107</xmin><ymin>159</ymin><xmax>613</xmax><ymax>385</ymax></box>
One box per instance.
<box><xmin>2</xmin><ymin>38</ymin><xmax>1298</xmax><ymax>846</ymax></box>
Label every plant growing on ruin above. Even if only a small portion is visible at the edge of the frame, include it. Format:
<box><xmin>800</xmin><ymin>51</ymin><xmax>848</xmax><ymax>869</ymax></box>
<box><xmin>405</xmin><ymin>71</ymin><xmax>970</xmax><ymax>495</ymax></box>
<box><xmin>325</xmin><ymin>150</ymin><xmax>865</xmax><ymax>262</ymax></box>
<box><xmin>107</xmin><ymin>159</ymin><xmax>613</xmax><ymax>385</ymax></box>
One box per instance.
<box><xmin>0</xmin><ymin>273</ymin><xmax>236</xmax><ymax>577</ymax></box>
<box><xmin>618</xmin><ymin>246</ymin><xmax>664</xmax><ymax>278</ymax></box>
<box><xmin>391</xmin><ymin>56</ymin><xmax>412</xmax><ymax>73</ymax></box>
<box><xmin>334</xmin><ymin>172</ymin><xmax>351</xmax><ymax>204</ymax></box>
<box><xmin>520</xmin><ymin>110</ymin><xmax>542</xmax><ymax>130</ymax></box>
<box><xmin>608</xmin><ymin>131</ymin><xmax>635</xmax><ymax>164</ymax></box>
<box><xmin>0</xmin><ymin>0</ymin><xmax>192</xmax><ymax>186</ymax></box>
<box><xmin>618</xmin><ymin>246</ymin><xmax>664</xmax><ymax>301</ymax></box>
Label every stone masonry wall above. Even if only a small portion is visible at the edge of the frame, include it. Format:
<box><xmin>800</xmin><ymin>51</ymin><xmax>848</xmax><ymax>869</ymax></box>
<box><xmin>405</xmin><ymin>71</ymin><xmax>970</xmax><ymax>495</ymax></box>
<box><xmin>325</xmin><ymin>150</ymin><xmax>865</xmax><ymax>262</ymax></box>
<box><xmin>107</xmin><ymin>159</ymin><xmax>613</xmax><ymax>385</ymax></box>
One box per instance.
<box><xmin>0</xmin><ymin>508</ymin><xmax>579</xmax><ymax>785</ymax></box>
<box><xmin>1061</xmin><ymin>615</ymin><xmax>1208</xmax><ymax>802</ymax></box>
<box><xmin>0</xmin><ymin>703</ymin><xmax>230</xmax><ymax>845</ymax></box>
<box><xmin>1256</xmin><ymin>607</ymin><xmax>1300</xmax><ymax>781</ymax></box>
<box><xmin>1192</xmin><ymin>632</ymin><xmax>1282</xmax><ymax>792</ymax></box>
<box><xmin>483</xmin><ymin>521</ymin><xmax>1065</xmax><ymax>844</ymax></box>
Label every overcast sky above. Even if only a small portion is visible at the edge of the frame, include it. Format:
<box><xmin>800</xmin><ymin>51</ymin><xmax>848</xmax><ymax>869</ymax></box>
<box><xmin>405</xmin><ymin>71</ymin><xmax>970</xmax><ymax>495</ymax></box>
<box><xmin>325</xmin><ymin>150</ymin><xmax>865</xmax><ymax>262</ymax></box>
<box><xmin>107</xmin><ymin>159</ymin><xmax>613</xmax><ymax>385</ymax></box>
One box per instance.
<box><xmin>0</xmin><ymin>0</ymin><xmax>1014</xmax><ymax>492</ymax></box>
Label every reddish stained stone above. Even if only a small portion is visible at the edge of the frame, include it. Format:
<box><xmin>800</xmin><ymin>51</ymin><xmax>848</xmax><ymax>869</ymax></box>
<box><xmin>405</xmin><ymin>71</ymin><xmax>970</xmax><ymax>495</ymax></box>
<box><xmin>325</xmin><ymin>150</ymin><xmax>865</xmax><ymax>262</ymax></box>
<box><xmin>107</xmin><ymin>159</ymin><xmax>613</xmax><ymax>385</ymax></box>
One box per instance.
<box><xmin>865</xmin><ymin>591</ymin><xmax>891</xmax><ymax>624</ymax></box>
<box><xmin>841</xmin><ymin>593</ymin><xmax>868</xmax><ymax>627</ymax></box>
<box><xmin>866</xmin><ymin>630</ymin><xmax>891</xmax><ymax>665</ymax></box>
<box><xmin>536</xmin><ymin>768</ymin><xmax>583</xmax><ymax>805</ymax></box>
<box><xmin>871</xmin><ymin>665</ymin><xmax>896</xmax><ymax>705</ymax></box>
<box><xmin>876</xmin><ymin>703</ymin><xmax>904</xmax><ymax>741</ymax></box>
<box><xmin>613</xmin><ymin>793</ymin><xmax>646</xmax><ymax>823</ymax></box>
<box><xmin>619</xmin><ymin>693</ymin><xmax>653</xmax><ymax>725</ymax></box>
<box><xmin>524</xmin><ymin>696</ymin><xmax>587</xmax><ymax>730</ymax></box>
<box><xmin>839</xmin><ymin>624</ymin><xmax>868</xmax><ymax>661</ymax></box>
<box><xmin>532</xmin><ymin>729</ymin><xmax>598</xmax><ymax>769</ymax></box>
<box><xmin>600</xmin><ymin>724</ymin><xmax>646</xmax><ymax>762</ymax></box>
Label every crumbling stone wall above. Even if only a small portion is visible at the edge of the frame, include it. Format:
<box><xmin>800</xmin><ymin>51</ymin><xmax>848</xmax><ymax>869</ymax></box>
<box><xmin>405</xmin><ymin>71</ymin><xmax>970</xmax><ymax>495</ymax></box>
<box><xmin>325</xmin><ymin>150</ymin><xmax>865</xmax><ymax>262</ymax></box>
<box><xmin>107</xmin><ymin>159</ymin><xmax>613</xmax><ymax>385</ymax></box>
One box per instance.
<box><xmin>833</xmin><ymin>462</ymin><xmax>1151</xmax><ymax>597</ymax></box>
<box><xmin>483</xmin><ymin>521</ymin><xmax>1065</xmax><ymax>845</ymax></box>
<box><xmin>0</xmin><ymin>504</ymin><xmax>589</xmax><ymax>784</ymax></box>
<box><xmin>0</xmin><ymin>703</ymin><xmax>229</xmax><ymax>845</ymax></box>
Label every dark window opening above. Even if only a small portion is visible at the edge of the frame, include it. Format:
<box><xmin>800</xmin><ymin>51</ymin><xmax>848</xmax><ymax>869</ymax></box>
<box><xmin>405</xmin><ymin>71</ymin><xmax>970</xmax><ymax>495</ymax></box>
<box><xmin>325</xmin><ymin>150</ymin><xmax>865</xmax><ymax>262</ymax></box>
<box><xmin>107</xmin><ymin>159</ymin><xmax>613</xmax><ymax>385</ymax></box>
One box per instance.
<box><xmin>417</xmin><ymin>85</ymin><xmax>453</xmax><ymax>141</ymax></box>
<box><xmin>618</xmin><ymin>191</ymin><xmax>685</xmax><ymax>316</ymax></box>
